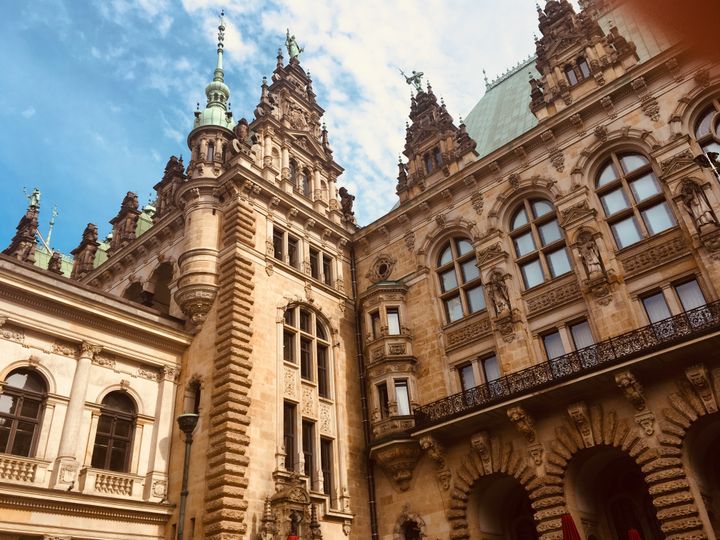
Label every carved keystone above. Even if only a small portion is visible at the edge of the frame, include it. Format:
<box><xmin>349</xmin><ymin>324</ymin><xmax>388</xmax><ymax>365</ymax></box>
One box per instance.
<box><xmin>685</xmin><ymin>364</ymin><xmax>718</xmax><ymax>414</ymax></box>
<box><xmin>614</xmin><ymin>370</ymin><xmax>646</xmax><ymax>410</ymax></box>
<box><xmin>507</xmin><ymin>406</ymin><xmax>536</xmax><ymax>443</ymax></box>
<box><xmin>567</xmin><ymin>402</ymin><xmax>594</xmax><ymax>447</ymax></box>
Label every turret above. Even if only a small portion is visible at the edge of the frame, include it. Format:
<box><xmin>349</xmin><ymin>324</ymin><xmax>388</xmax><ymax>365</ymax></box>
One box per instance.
<box><xmin>3</xmin><ymin>189</ymin><xmax>40</xmax><ymax>264</ymax></box>
<box><xmin>174</xmin><ymin>11</ymin><xmax>234</xmax><ymax>328</ymax></box>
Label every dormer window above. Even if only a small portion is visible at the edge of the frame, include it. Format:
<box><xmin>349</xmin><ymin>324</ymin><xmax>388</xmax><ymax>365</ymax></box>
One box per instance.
<box><xmin>577</xmin><ymin>56</ymin><xmax>591</xmax><ymax>79</ymax></box>
<box><xmin>565</xmin><ymin>64</ymin><xmax>578</xmax><ymax>86</ymax></box>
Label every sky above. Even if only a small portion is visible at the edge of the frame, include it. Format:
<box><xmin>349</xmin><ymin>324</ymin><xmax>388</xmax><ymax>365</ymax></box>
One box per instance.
<box><xmin>0</xmin><ymin>0</ymin><xmax>554</xmax><ymax>254</ymax></box>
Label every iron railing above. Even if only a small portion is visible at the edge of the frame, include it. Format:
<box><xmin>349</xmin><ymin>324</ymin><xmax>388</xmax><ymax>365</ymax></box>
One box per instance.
<box><xmin>414</xmin><ymin>301</ymin><xmax>720</xmax><ymax>429</ymax></box>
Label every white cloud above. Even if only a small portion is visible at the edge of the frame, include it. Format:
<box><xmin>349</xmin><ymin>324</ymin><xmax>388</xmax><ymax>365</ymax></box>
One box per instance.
<box><xmin>21</xmin><ymin>107</ymin><xmax>36</xmax><ymax>119</ymax></box>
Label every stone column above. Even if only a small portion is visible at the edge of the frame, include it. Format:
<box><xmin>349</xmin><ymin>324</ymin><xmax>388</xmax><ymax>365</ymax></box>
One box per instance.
<box><xmin>144</xmin><ymin>365</ymin><xmax>179</xmax><ymax>501</ymax></box>
<box><xmin>51</xmin><ymin>342</ymin><xmax>101</xmax><ymax>489</ymax></box>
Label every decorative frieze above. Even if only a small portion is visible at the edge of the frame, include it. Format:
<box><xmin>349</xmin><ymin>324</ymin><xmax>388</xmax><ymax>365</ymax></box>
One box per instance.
<box><xmin>619</xmin><ymin>235</ymin><xmax>689</xmax><ymax>276</ymax></box>
<box><xmin>559</xmin><ymin>200</ymin><xmax>596</xmax><ymax>228</ymax></box>
<box><xmin>444</xmin><ymin>316</ymin><xmax>492</xmax><ymax>350</ymax></box>
<box><xmin>524</xmin><ymin>279</ymin><xmax>581</xmax><ymax>316</ymax></box>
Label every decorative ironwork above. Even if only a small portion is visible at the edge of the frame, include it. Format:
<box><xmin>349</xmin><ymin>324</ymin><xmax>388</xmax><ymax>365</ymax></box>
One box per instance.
<box><xmin>414</xmin><ymin>301</ymin><xmax>720</xmax><ymax>429</ymax></box>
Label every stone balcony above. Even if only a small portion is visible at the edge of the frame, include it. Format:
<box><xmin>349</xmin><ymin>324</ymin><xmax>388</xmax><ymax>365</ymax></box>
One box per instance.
<box><xmin>79</xmin><ymin>467</ymin><xmax>145</xmax><ymax>499</ymax></box>
<box><xmin>0</xmin><ymin>454</ymin><xmax>50</xmax><ymax>486</ymax></box>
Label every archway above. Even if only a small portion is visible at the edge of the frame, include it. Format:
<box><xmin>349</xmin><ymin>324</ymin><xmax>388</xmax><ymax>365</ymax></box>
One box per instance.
<box><xmin>467</xmin><ymin>473</ymin><xmax>538</xmax><ymax>540</ymax></box>
<box><xmin>149</xmin><ymin>261</ymin><xmax>174</xmax><ymax>314</ymax></box>
<box><xmin>685</xmin><ymin>412</ymin><xmax>720</xmax><ymax>537</ymax></box>
<box><xmin>565</xmin><ymin>446</ymin><xmax>662</xmax><ymax>540</ymax></box>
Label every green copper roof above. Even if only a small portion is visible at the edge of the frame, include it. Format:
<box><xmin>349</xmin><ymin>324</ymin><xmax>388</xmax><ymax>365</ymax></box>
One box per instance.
<box><xmin>34</xmin><ymin>248</ymin><xmax>73</xmax><ymax>277</ymax></box>
<box><xmin>463</xmin><ymin>3</ymin><xmax>675</xmax><ymax>161</ymax></box>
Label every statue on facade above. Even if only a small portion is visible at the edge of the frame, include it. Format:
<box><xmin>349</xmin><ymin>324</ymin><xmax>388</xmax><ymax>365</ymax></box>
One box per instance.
<box><xmin>24</xmin><ymin>187</ymin><xmax>41</xmax><ymax>208</ymax></box>
<box><xmin>487</xmin><ymin>271</ymin><xmax>510</xmax><ymax>316</ymax></box>
<box><xmin>338</xmin><ymin>187</ymin><xmax>355</xmax><ymax>218</ymax></box>
<box><xmin>577</xmin><ymin>232</ymin><xmax>603</xmax><ymax>277</ymax></box>
<box><xmin>289</xmin><ymin>510</ymin><xmax>303</xmax><ymax>535</ymax></box>
<box><xmin>48</xmin><ymin>251</ymin><xmax>63</xmax><ymax>275</ymax></box>
<box><xmin>285</xmin><ymin>30</ymin><xmax>303</xmax><ymax>60</ymax></box>
<box><xmin>679</xmin><ymin>180</ymin><xmax>717</xmax><ymax>230</ymax></box>
<box><xmin>400</xmin><ymin>69</ymin><xmax>424</xmax><ymax>93</ymax></box>
<box><xmin>234</xmin><ymin>117</ymin><xmax>249</xmax><ymax>142</ymax></box>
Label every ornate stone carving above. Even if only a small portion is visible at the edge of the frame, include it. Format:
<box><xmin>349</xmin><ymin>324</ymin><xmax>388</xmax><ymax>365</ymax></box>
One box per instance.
<box><xmin>470</xmin><ymin>431</ymin><xmax>492</xmax><ymax>474</ymax></box>
<box><xmin>108</xmin><ymin>192</ymin><xmax>141</xmax><ymax>255</ymax></box>
<box><xmin>528</xmin><ymin>442</ymin><xmax>544</xmax><ymax>466</ymax></box>
<box><xmin>507</xmin><ymin>406</ymin><xmax>536</xmax><ymax>442</ymax></box>
<box><xmin>92</xmin><ymin>352</ymin><xmax>116</xmax><ymax>369</ymax></box>
<box><xmin>162</xmin><ymin>365</ymin><xmax>180</xmax><ymax>382</ymax></box>
<box><xmin>52</xmin><ymin>340</ymin><xmax>78</xmax><ymax>357</ymax></box>
<box><xmin>371</xmin><ymin>440</ymin><xmax>421</xmax><ymax>491</ymax></box>
<box><xmin>620</xmin><ymin>235</ymin><xmax>689</xmax><ymax>276</ymax></box>
<box><xmin>685</xmin><ymin>364</ymin><xmax>718</xmax><ymax>413</ymax></box>
<box><xmin>492</xmin><ymin>309</ymin><xmax>521</xmax><ymax>343</ymax></box>
<box><xmin>0</xmin><ymin>322</ymin><xmax>24</xmax><ymax>345</ymax></box>
<box><xmin>418</xmin><ymin>434</ymin><xmax>451</xmax><ymax>490</ymax></box>
<box><xmin>445</xmin><ymin>316</ymin><xmax>492</xmax><ymax>350</ymax></box>
<box><xmin>678</xmin><ymin>179</ymin><xmax>718</xmax><ymax>232</ymax></box>
<box><xmin>559</xmin><ymin>200</ymin><xmax>596</xmax><ymax>227</ymax></box>
<box><xmin>567</xmin><ymin>401</ymin><xmax>594</xmax><ymax>447</ymax></box>
<box><xmin>367</xmin><ymin>254</ymin><xmax>396</xmax><ymax>282</ymax></box>
<box><xmin>576</xmin><ymin>231</ymin><xmax>604</xmax><ymax>279</ymax></box>
<box><xmin>487</xmin><ymin>270</ymin><xmax>511</xmax><ymax>317</ymax></box>
<box><xmin>694</xmin><ymin>68</ymin><xmax>710</xmax><ymax>89</ymax></box>
<box><xmin>614</xmin><ymin>370</ymin><xmax>646</xmax><ymax>410</ymax></box>
<box><xmin>660</xmin><ymin>150</ymin><xmax>696</xmax><ymax>177</ymax></box>
<box><xmin>594</xmin><ymin>124</ymin><xmax>609</xmax><ymax>142</ymax></box>
<box><xmin>70</xmin><ymin>223</ymin><xmax>100</xmax><ymax>279</ymax></box>
<box><xmin>570</xmin><ymin>113</ymin><xmax>584</xmax><ymax>135</ymax></box>
<box><xmin>600</xmin><ymin>96</ymin><xmax>616</xmax><ymax>119</ymax></box>
<box><xmin>3</xmin><ymin>205</ymin><xmax>39</xmax><ymax>264</ymax></box>
<box><xmin>525</xmin><ymin>280</ymin><xmax>581</xmax><ymax>316</ymax></box>
<box><xmin>301</xmin><ymin>386</ymin><xmax>315</xmax><ymax>417</ymax></box>
<box><xmin>174</xmin><ymin>285</ymin><xmax>218</xmax><ymax>326</ymax></box>
<box><xmin>634</xmin><ymin>410</ymin><xmax>656</xmax><ymax>436</ymax></box>
<box><xmin>631</xmin><ymin>77</ymin><xmax>660</xmax><ymax>122</ymax></box>
<box><xmin>284</xmin><ymin>367</ymin><xmax>297</xmax><ymax>399</ymax></box>
<box><xmin>471</xmin><ymin>192</ymin><xmax>484</xmax><ymax>215</ymax></box>
<box><xmin>138</xmin><ymin>367</ymin><xmax>159</xmax><ymax>381</ymax></box>
<box><xmin>403</xmin><ymin>231</ymin><xmax>415</xmax><ymax>252</ymax></box>
<box><xmin>476</xmin><ymin>243</ymin><xmax>506</xmax><ymax>267</ymax></box>
<box><xmin>318</xmin><ymin>402</ymin><xmax>333</xmax><ymax>435</ymax></box>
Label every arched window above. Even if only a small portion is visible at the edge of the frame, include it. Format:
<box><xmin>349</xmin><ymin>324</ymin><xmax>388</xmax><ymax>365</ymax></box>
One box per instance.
<box><xmin>424</xmin><ymin>152</ymin><xmax>434</xmax><ymax>174</ymax></box>
<box><xmin>289</xmin><ymin>159</ymin><xmax>298</xmax><ymax>185</ymax></box>
<box><xmin>694</xmin><ymin>99</ymin><xmax>720</xmax><ymax>155</ymax></box>
<box><xmin>510</xmin><ymin>199</ymin><xmax>571</xmax><ymax>289</ymax></box>
<box><xmin>0</xmin><ymin>368</ymin><xmax>47</xmax><ymax>457</ymax></box>
<box><xmin>595</xmin><ymin>152</ymin><xmax>675</xmax><ymax>249</ymax></box>
<box><xmin>564</xmin><ymin>64</ymin><xmax>578</xmax><ymax>86</ymax></box>
<box><xmin>149</xmin><ymin>262</ymin><xmax>173</xmax><ymax>314</ymax></box>
<box><xmin>577</xmin><ymin>56</ymin><xmax>591</xmax><ymax>79</ymax></box>
<box><xmin>436</xmin><ymin>238</ymin><xmax>485</xmax><ymax>323</ymax></box>
<box><xmin>283</xmin><ymin>306</ymin><xmax>331</xmax><ymax>398</ymax></box>
<box><xmin>206</xmin><ymin>142</ymin><xmax>215</xmax><ymax>162</ymax></box>
<box><xmin>91</xmin><ymin>391</ymin><xmax>136</xmax><ymax>472</ymax></box>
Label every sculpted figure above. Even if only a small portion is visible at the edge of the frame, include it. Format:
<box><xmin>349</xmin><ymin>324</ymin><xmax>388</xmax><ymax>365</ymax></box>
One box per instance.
<box><xmin>488</xmin><ymin>271</ymin><xmax>510</xmax><ymax>316</ymax></box>
<box><xmin>400</xmin><ymin>69</ymin><xmax>424</xmax><ymax>92</ymax></box>
<box><xmin>680</xmin><ymin>180</ymin><xmax>717</xmax><ymax>229</ymax></box>
<box><xmin>234</xmin><ymin>117</ymin><xmax>249</xmax><ymax>142</ymax></box>
<box><xmin>285</xmin><ymin>29</ymin><xmax>303</xmax><ymax>59</ymax></box>
<box><xmin>338</xmin><ymin>187</ymin><xmax>355</xmax><ymax>217</ymax></box>
<box><xmin>26</xmin><ymin>187</ymin><xmax>41</xmax><ymax>208</ymax></box>
<box><xmin>578</xmin><ymin>232</ymin><xmax>603</xmax><ymax>277</ymax></box>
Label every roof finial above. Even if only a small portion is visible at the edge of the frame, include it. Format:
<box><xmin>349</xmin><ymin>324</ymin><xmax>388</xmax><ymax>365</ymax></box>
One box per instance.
<box><xmin>483</xmin><ymin>68</ymin><xmax>489</xmax><ymax>89</ymax></box>
<box><xmin>214</xmin><ymin>10</ymin><xmax>226</xmax><ymax>83</ymax></box>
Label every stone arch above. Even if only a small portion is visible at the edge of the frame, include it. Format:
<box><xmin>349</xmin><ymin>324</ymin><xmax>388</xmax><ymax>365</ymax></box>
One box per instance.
<box><xmin>486</xmin><ymin>178</ymin><xmax>560</xmax><ymax>233</ymax></box>
<box><xmin>147</xmin><ymin>260</ymin><xmax>175</xmax><ymax>314</ymax></box>
<box><xmin>0</xmin><ymin>358</ymin><xmax>57</xmax><ymax>395</ymax></box>
<box><xmin>446</xmin><ymin>433</ymin><xmax>539</xmax><ymax>539</ymax></box>
<box><xmin>393</xmin><ymin>504</ymin><xmax>427</xmax><ymax>540</ymax></box>
<box><xmin>95</xmin><ymin>384</ymin><xmax>146</xmax><ymax>417</ymax></box>
<box><xmin>669</xmin><ymin>76</ymin><xmax>720</xmax><ymax>137</ymax></box>
<box><xmin>571</xmin><ymin>128</ymin><xmax>661</xmax><ymax>187</ymax></box>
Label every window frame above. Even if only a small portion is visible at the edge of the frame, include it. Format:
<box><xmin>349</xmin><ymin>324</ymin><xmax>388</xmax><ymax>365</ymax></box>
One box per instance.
<box><xmin>91</xmin><ymin>391</ymin><xmax>137</xmax><ymax>473</ymax></box>
<box><xmin>272</xmin><ymin>226</ymin><xmax>302</xmax><ymax>270</ymax></box>
<box><xmin>283</xmin><ymin>306</ymin><xmax>332</xmax><ymax>390</ymax></box>
<box><xmin>509</xmin><ymin>199</ymin><xmax>572</xmax><ymax>289</ymax></box>
<box><xmin>594</xmin><ymin>151</ymin><xmax>676</xmax><ymax>250</ymax></box>
<box><xmin>435</xmin><ymin>237</ymin><xmax>486</xmax><ymax>324</ymax></box>
<box><xmin>694</xmin><ymin>99</ymin><xmax>720</xmax><ymax>155</ymax></box>
<box><xmin>0</xmin><ymin>368</ymin><xmax>47</xmax><ymax>458</ymax></box>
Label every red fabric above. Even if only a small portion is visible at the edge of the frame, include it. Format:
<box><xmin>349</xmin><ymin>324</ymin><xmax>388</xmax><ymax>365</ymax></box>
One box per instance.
<box><xmin>287</xmin><ymin>536</ymin><xmax>299</xmax><ymax>540</ymax></box>
<box><xmin>628</xmin><ymin>529</ymin><xmax>642</xmax><ymax>540</ymax></box>
<box><xmin>561</xmin><ymin>514</ymin><xmax>582</xmax><ymax>540</ymax></box>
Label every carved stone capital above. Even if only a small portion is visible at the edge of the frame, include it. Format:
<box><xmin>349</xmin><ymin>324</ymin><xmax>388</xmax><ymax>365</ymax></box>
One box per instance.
<box><xmin>614</xmin><ymin>370</ymin><xmax>646</xmax><ymax>410</ymax></box>
<box><xmin>507</xmin><ymin>406</ymin><xmax>536</xmax><ymax>442</ymax></box>
<box><xmin>162</xmin><ymin>365</ymin><xmax>181</xmax><ymax>382</ymax></box>
<box><xmin>685</xmin><ymin>363</ymin><xmax>718</xmax><ymax>413</ymax></box>
<box><xmin>79</xmin><ymin>341</ymin><xmax>102</xmax><ymax>359</ymax></box>
<box><xmin>371</xmin><ymin>440</ymin><xmax>421</xmax><ymax>491</ymax></box>
<box><xmin>418</xmin><ymin>434</ymin><xmax>451</xmax><ymax>490</ymax></box>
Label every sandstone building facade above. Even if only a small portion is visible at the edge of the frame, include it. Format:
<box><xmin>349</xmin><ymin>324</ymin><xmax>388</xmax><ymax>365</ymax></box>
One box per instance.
<box><xmin>1</xmin><ymin>1</ymin><xmax>720</xmax><ymax>539</ymax></box>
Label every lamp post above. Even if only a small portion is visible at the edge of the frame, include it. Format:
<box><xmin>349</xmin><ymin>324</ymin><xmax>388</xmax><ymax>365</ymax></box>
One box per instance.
<box><xmin>694</xmin><ymin>151</ymin><xmax>720</xmax><ymax>181</ymax></box>
<box><xmin>176</xmin><ymin>413</ymin><xmax>199</xmax><ymax>540</ymax></box>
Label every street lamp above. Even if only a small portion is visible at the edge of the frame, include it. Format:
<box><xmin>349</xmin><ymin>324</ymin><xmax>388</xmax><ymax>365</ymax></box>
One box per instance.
<box><xmin>694</xmin><ymin>151</ymin><xmax>720</xmax><ymax>181</ymax></box>
<box><xmin>176</xmin><ymin>413</ymin><xmax>199</xmax><ymax>540</ymax></box>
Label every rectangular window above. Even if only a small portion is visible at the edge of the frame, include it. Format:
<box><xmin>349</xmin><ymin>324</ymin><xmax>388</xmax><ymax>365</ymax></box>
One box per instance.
<box><xmin>283</xmin><ymin>331</ymin><xmax>295</xmax><ymax>363</ymax></box>
<box><xmin>310</xmin><ymin>248</ymin><xmax>320</xmax><ymax>279</ymax></box>
<box><xmin>641</xmin><ymin>202</ymin><xmax>675</xmax><ymax>236</ymax></box>
<box><xmin>611</xmin><ymin>216</ymin><xmax>642</xmax><ymax>249</ymax></box>
<box><xmin>300</xmin><ymin>310</ymin><xmax>311</xmax><ymax>333</ymax></box>
<box><xmin>302</xmin><ymin>420</ymin><xmax>315</xmax><ymax>482</ymax></box>
<box><xmin>387</xmin><ymin>308</ymin><xmax>401</xmax><ymax>335</ymax></box>
<box><xmin>459</xmin><ymin>363</ymin><xmax>475</xmax><ymax>391</ymax></box>
<box><xmin>317</xmin><ymin>345</ymin><xmax>329</xmax><ymax>398</ymax></box>
<box><xmin>675</xmin><ymin>280</ymin><xmax>706</xmax><ymax>311</ymax></box>
<box><xmin>283</xmin><ymin>402</ymin><xmax>296</xmax><ymax>471</ymax></box>
<box><xmin>642</xmin><ymin>292</ymin><xmax>671</xmax><ymax>323</ymax></box>
<box><xmin>481</xmin><ymin>354</ymin><xmax>501</xmax><ymax>382</ymax></box>
<box><xmin>287</xmin><ymin>236</ymin><xmax>299</xmax><ymax>268</ymax></box>
<box><xmin>395</xmin><ymin>380</ymin><xmax>411</xmax><ymax>415</ymax></box>
<box><xmin>300</xmin><ymin>338</ymin><xmax>312</xmax><ymax>380</ymax></box>
<box><xmin>444</xmin><ymin>295</ymin><xmax>463</xmax><ymax>323</ymax></box>
<box><xmin>377</xmin><ymin>383</ymin><xmax>389</xmax><ymax>419</ymax></box>
<box><xmin>370</xmin><ymin>311</ymin><xmax>382</xmax><ymax>338</ymax></box>
<box><xmin>521</xmin><ymin>259</ymin><xmax>544</xmax><ymax>289</ymax></box>
<box><xmin>467</xmin><ymin>285</ymin><xmax>486</xmax><ymax>313</ymax></box>
<box><xmin>273</xmin><ymin>229</ymin><xmax>284</xmax><ymax>260</ymax></box>
<box><xmin>543</xmin><ymin>330</ymin><xmax>566</xmax><ymax>359</ymax></box>
<box><xmin>569</xmin><ymin>320</ymin><xmax>594</xmax><ymax>350</ymax></box>
<box><xmin>322</xmin><ymin>255</ymin><xmax>333</xmax><ymax>286</ymax></box>
<box><xmin>320</xmin><ymin>438</ymin><xmax>333</xmax><ymax>497</ymax></box>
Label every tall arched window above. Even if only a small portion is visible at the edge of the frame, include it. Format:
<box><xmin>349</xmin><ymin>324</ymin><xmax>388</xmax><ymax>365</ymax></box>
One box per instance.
<box><xmin>436</xmin><ymin>238</ymin><xmax>485</xmax><ymax>323</ymax></box>
<box><xmin>91</xmin><ymin>391</ymin><xmax>136</xmax><ymax>472</ymax></box>
<box><xmin>289</xmin><ymin>159</ymin><xmax>298</xmax><ymax>185</ymax></box>
<box><xmin>301</xmin><ymin>168</ymin><xmax>312</xmax><ymax>197</ymax></box>
<box><xmin>510</xmin><ymin>199</ymin><xmax>571</xmax><ymax>289</ymax></box>
<box><xmin>595</xmin><ymin>152</ymin><xmax>675</xmax><ymax>249</ymax></box>
<box><xmin>564</xmin><ymin>64</ymin><xmax>578</xmax><ymax>86</ymax></box>
<box><xmin>577</xmin><ymin>56</ymin><xmax>591</xmax><ymax>79</ymax></box>
<box><xmin>695</xmin><ymin>99</ymin><xmax>720</xmax><ymax>154</ymax></box>
<box><xmin>0</xmin><ymin>368</ymin><xmax>47</xmax><ymax>457</ymax></box>
<box><xmin>283</xmin><ymin>306</ymin><xmax>331</xmax><ymax>398</ymax></box>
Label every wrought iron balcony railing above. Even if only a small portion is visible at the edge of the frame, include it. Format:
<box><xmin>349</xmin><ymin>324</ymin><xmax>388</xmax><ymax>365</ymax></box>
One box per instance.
<box><xmin>414</xmin><ymin>301</ymin><xmax>720</xmax><ymax>429</ymax></box>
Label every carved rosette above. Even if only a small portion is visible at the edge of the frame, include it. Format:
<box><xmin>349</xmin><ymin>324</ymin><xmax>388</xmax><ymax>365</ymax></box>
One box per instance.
<box><xmin>371</xmin><ymin>440</ymin><xmax>421</xmax><ymax>491</ymax></box>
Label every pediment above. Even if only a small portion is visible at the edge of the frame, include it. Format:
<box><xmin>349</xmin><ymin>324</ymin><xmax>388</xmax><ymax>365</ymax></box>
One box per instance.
<box><xmin>543</xmin><ymin>31</ymin><xmax>588</xmax><ymax>60</ymax></box>
<box><xmin>287</xmin><ymin>131</ymin><xmax>325</xmax><ymax>158</ymax></box>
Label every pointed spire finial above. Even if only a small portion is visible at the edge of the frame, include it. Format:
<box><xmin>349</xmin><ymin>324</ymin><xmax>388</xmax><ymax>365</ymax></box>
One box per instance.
<box><xmin>483</xmin><ymin>68</ymin><xmax>489</xmax><ymax>89</ymax></box>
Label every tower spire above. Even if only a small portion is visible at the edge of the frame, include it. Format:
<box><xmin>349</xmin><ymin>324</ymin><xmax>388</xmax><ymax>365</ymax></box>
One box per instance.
<box><xmin>214</xmin><ymin>10</ymin><xmax>225</xmax><ymax>83</ymax></box>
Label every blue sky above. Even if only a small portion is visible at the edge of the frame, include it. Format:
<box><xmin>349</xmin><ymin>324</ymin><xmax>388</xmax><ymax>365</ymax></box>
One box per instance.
<box><xmin>0</xmin><ymin>0</ymin><xmax>549</xmax><ymax>254</ymax></box>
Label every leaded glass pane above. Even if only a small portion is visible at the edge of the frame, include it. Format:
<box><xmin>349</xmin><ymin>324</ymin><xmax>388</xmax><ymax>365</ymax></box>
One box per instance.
<box><xmin>438</xmin><ymin>246</ymin><xmax>452</xmax><ymax>266</ymax></box>
<box><xmin>619</xmin><ymin>153</ymin><xmax>649</xmax><ymax>173</ymax></box>
<box><xmin>466</xmin><ymin>285</ymin><xmax>486</xmax><ymax>313</ymax></box>
<box><xmin>456</xmin><ymin>239</ymin><xmax>473</xmax><ymax>256</ymax></box>
<box><xmin>531</xmin><ymin>200</ymin><xmax>553</xmax><ymax>218</ymax></box>
<box><xmin>629</xmin><ymin>174</ymin><xmax>661</xmax><ymax>202</ymax></box>
<box><xmin>547</xmin><ymin>248</ymin><xmax>572</xmax><ymax>278</ymax></box>
<box><xmin>513</xmin><ymin>232</ymin><xmax>536</xmax><ymax>257</ymax></box>
<box><xmin>696</xmin><ymin>109</ymin><xmax>714</xmax><ymax>138</ymax></box>
<box><xmin>440</xmin><ymin>269</ymin><xmax>458</xmax><ymax>292</ymax></box>
<box><xmin>600</xmin><ymin>188</ymin><xmax>630</xmax><ymax>215</ymax></box>
<box><xmin>611</xmin><ymin>216</ymin><xmax>642</xmax><ymax>248</ymax></box>
<box><xmin>521</xmin><ymin>259</ymin><xmax>544</xmax><ymax>289</ymax></box>
<box><xmin>444</xmin><ymin>296</ymin><xmax>463</xmax><ymax>323</ymax></box>
<box><xmin>538</xmin><ymin>220</ymin><xmax>562</xmax><ymax>246</ymax></box>
<box><xmin>597</xmin><ymin>161</ymin><xmax>618</xmax><ymax>187</ymax></box>
<box><xmin>511</xmin><ymin>208</ymin><xmax>529</xmax><ymax>230</ymax></box>
<box><xmin>461</xmin><ymin>259</ymin><xmax>480</xmax><ymax>282</ymax></box>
